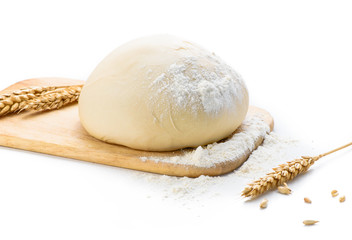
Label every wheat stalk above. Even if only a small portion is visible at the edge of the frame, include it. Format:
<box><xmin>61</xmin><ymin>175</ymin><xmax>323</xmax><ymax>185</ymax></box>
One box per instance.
<box><xmin>0</xmin><ymin>86</ymin><xmax>57</xmax><ymax>116</ymax></box>
<box><xmin>22</xmin><ymin>85</ymin><xmax>82</xmax><ymax>112</ymax></box>
<box><xmin>242</xmin><ymin>141</ymin><xmax>352</xmax><ymax>199</ymax></box>
<box><xmin>0</xmin><ymin>85</ymin><xmax>83</xmax><ymax>116</ymax></box>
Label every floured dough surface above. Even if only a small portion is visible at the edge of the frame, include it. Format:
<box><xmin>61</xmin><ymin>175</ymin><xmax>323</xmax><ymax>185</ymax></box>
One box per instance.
<box><xmin>79</xmin><ymin>35</ymin><xmax>249</xmax><ymax>151</ymax></box>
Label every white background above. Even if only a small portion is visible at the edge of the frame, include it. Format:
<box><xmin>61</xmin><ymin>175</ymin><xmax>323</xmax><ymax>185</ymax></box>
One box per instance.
<box><xmin>0</xmin><ymin>0</ymin><xmax>352</xmax><ymax>239</ymax></box>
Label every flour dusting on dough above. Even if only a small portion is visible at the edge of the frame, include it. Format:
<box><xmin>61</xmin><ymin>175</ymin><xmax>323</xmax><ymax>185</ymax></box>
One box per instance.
<box><xmin>149</xmin><ymin>54</ymin><xmax>246</xmax><ymax>116</ymax></box>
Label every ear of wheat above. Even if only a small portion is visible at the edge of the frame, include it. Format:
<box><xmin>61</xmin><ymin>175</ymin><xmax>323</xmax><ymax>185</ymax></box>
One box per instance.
<box><xmin>242</xmin><ymin>142</ymin><xmax>352</xmax><ymax>199</ymax></box>
<box><xmin>22</xmin><ymin>86</ymin><xmax>82</xmax><ymax>112</ymax></box>
<box><xmin>0</xmin><ymin>86</ymin><xmax>57</xmax><ymax>116</ymax></box>
<box><xmin>0</xmin><ymin>85</ymin><xmax>83</xmax><ymax>116</ymax></box>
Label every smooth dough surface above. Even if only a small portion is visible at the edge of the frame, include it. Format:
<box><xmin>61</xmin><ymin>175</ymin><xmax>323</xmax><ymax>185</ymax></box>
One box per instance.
<box><xmin>79</xmin><ymin>35</ymin><xmax>249</xmax><ymax>151</ymax></box>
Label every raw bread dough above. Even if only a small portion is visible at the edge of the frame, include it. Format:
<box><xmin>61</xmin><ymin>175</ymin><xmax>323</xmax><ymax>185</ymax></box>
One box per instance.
<box><xmin>79</xmin><ymin>35</ymin><xmax>249</xmax><ymax>151</ymax></box>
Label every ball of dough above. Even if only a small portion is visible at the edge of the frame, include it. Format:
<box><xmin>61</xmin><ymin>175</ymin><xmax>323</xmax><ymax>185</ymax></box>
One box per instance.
<box><xmin>79</xmin><ymin>35</ymin><xmax>249</xmax><ymax>151</ymax></box>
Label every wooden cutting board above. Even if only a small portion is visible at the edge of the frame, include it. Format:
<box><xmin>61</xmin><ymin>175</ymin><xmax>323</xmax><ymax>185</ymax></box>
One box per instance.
<box><xmin>0</xmin><ymin>78</ymin><xmax>274</xmax><ymax>177</ymax></box>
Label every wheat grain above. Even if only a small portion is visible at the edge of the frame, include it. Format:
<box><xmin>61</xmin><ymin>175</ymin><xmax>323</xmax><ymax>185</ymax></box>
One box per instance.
<box><xmin>339</xmin><ymin>196</ymin><xmax>345</xmax><ymax>202</ymax></box>
<box><xmin>0</xmin><ymin>85</ymin><xmax>83</xmax><ymax>116</ymax></box>
<box><xmin>304</xmin><ymin>197</ymin><xmax>312</xmax><ymax>203</ymax></box>
<box><xmin>277</xmin><ymin>182</ymin><xmax>291</xmax><ymax>195</ymax></box>
<box><xmin>259</xmin><ymin>198</ymin><xmax>268</xmax><ymax>209</ymax></box>
<box><xmin>303</xmin><ymin>220</ymin><xmax>319</xmax><ymax>225</ymax></box>
<box><xmin>242</xmin><ymin>142</ymin><xmax>352</xmax><ymax>199</ymax></box>
<box><xmin>331</xmin><ymin>190</ymin><xmax>339</xmax><ymax>197</ymax></box>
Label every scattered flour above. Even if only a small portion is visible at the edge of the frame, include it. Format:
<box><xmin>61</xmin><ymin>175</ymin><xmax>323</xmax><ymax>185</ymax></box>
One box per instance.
<box><xmin>136</xmin><ymin>132</ymin><xmax>300</xmax><ymax>201</ymax></box>
<box><xmin>140</xmin><ymin>174</ymin><xmax>222</xmax><ymax>200</ymax></box>
<box><xmin>149</xmin><ymin>55</ymin><xmax>245</xmax><ymax>116</ymax></box>
<box><xmin>140</xmin><ymin>114</ymin><xmax>270</xmax><ymax>168</ymax></box>
<box><xmin>235</xmin><ymin>132</ymin><xmax>298</xmax><ymax>178</ymax></box>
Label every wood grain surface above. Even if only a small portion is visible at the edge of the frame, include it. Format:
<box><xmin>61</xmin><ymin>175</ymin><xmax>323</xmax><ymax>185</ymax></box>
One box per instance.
<box><xmin>0</xmin><ymin>78</ymin><xmax>274</xmax><ymax>177</ymax></box>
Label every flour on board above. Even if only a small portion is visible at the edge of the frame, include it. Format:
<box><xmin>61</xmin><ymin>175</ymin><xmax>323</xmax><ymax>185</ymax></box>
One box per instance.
<box><xmin>140</xmin><ymin>114</ymin><xmax>270</xmax><ymax>168</ymax></box>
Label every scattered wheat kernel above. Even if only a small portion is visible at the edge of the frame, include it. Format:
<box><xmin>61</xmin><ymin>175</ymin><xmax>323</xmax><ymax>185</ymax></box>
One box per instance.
<box><xmin>303</xmin><ymin>220</ymin><xmax>319</xmax><ymax>225</ymax></box>
<box><xmin>259</xmin><ymin>199</ymin><xmax>268</xmax><ymax>209</ymax></box>
<box><xmin>339</xmin><ymin>196</ymin><xmax>345</xmax><ymax>203</ymax></box>
<box><xmin>304</xmin><ymin>197</ymin><xmax>312</xmax><ymax>204</ymax></box>
<box><xmin>278</xmin><ymin>183</ymin><xmax>291</xmax><ymax>195</ymax></box>
<box><xmin>331</xmin><ymin>190</ymin><xmax>339</xmax><ymax>197</ymax></box>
